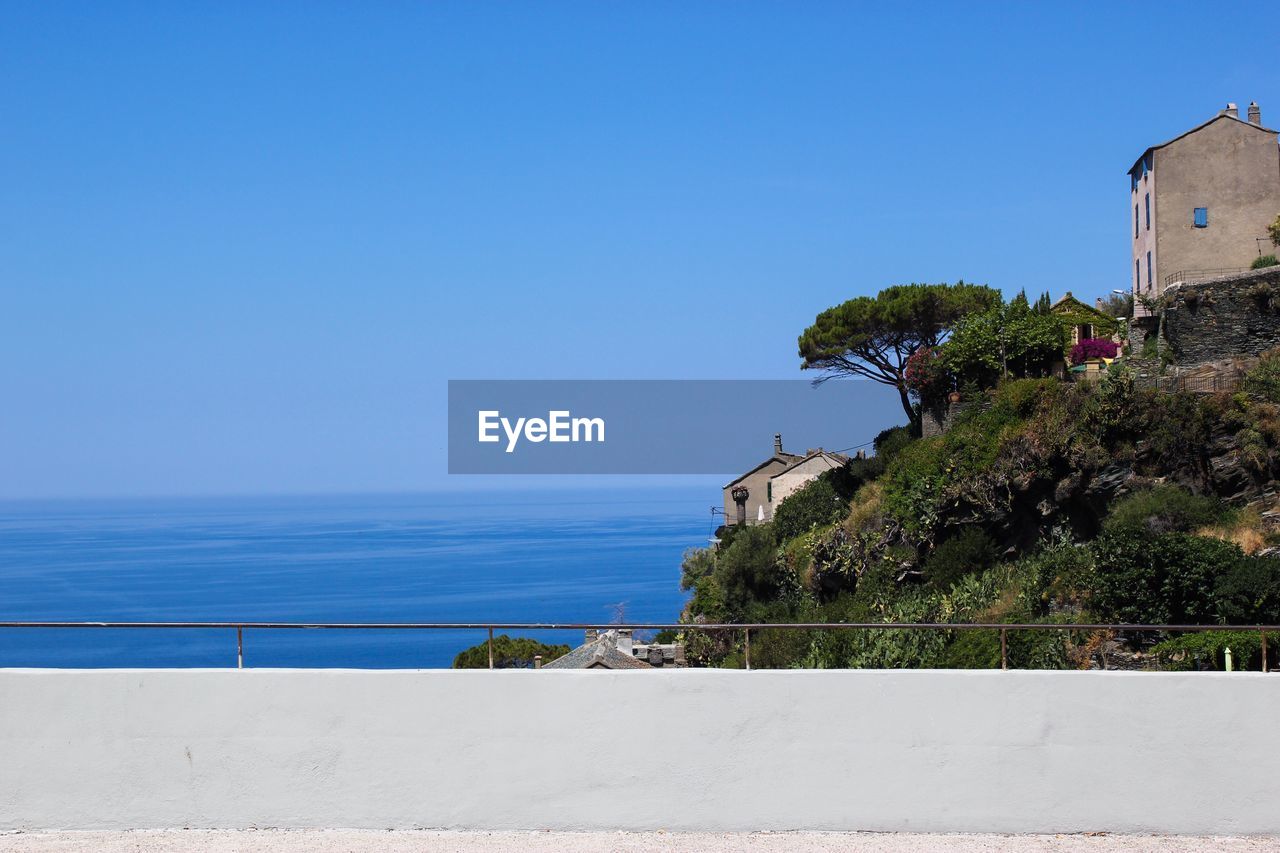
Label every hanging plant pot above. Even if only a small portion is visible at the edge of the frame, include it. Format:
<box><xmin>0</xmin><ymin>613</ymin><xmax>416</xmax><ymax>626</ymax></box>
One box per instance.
<box><xmin>948</xmin><ymin>391</ymin><xmax>962</xmax><ymax>403</ymax></box>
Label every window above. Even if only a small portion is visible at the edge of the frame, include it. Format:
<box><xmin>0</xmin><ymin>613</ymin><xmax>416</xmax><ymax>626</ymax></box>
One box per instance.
<box><xmin>1145</xmin><ymin>193</ymin><xmax>1151</xmax><ymax>231</ymax></box>
<box><xmin>1134</xmin><ymin>204</ymin><xmax>1139</xmax><ymax>238</ymax></box>
<box><xmin>766</xmin><ymin>481</ymin><xmax>772</xmax><ymax>502</ymax></box>
<box><xmin>1194</xmin><ymin>207</ymin><xmax>1208</xmax><ymax>228</ymax></box>
<box><xmin>1147</xmin><ymin>251</ymin><xmax>1152</xmax><ymax>288</ymax></box>
<box><xmin>1136</xmin><ymin>260</ymin><xmax>1141</xmax><ymax>289</ymax></box>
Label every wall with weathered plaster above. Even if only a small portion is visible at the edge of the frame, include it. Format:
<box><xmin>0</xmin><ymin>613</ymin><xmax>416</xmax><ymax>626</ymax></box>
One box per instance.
<box><xmin>1152</xmin><ymin>115</ymin><xmax>1280</xmax><ymax>292</ymax></box>
<box><xmin>1</xmin><ymin>668</ymin><xmax>1277</xmax><ymax>834</ymax></box>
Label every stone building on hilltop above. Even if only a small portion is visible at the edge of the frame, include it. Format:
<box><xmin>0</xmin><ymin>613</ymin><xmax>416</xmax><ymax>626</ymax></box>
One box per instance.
<box><xmin>1129</xmin><ymin>102</ymin><xmax>1280</xmax><ymax>316</ymax></box>
<box><xmin>721</xmin><ymin>435</ymin><xmax>850</xmax><ymax>527</ymax></box>
<box><xmin>721</xmin><ymin>434</ymin><xmax>802</xmax><ymax>526</ymax></box>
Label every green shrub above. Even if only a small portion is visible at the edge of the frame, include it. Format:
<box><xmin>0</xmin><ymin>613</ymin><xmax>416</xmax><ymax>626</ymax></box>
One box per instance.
<box><xmin>1251</xmin><ymin>254</ymin><xmax>1279</xmax><ymax>270</ymax></box>
<box><xmin>941</xmin><ymin>624</ymin><xmax>1072</xmax><ymax>670</ymax></box>
<box><xmin>452</xmin><ymin>635</ymin><xmax>571</xmax><ymax>669</ymax></box>
<box><xmin>1021</xmin><ymin>538</ymin><xmax>1096</xmax><ymax>611</ymax></box>
<box><xmin>1213</xmin><ymin>555</ymin><xmax>1280</xmax><ymax>624</ymax></box>
<box><xmin>1104</xmin><ymin>485</ymin><xmax>1227</xmax><ymax>534</ymax></box>
<box><xmin>680</xmin><ymin>546</ymin><xmax>716</xmax><ymax>592</ymax></box>
<box><xmin>992</xmin><ymin>377</ymin><xmax>1058</xmax><ymax>418</ymax></box>
<box><xmin>709</xmin><ymin>524</ymin><xmax>783</xmax><ymax>616</ymax></box>
<box><xmin>873</xmin><ymin>425</ymin><xmax>915</xmax><ymax>465</ymax></box>
<box><xmin>1243</xmin><ymin>348</ymin><xmax>1280</xmax><ymax>403</ymax></box>
<box><xmin>881</xmin><ymin>394</ymin><xmax>1030</xmax><ymax>533</ymax></box>
<box><xmin>923</xmin><ymin>527</ymin><xmax>1000</xmax><ymax>590</ymax></box>
<box><xmin>1151</xmin><ymin>631</ymin><xmax>1280</xmax><ymax>671</ymax></box>
<box><xmin>1138</xmin><ymin>392</ymin><xmax>1215</xmax><ymax>474</ymax></box>
<box><xmin>773</xmin><ymin>477</ymin><xmax>847</xmax><ymax>543</ymax></box>
<box><xmin>1092</xmin><ymin>528</ymin><xmax>1244</xmax><ymax>624</ymax></box>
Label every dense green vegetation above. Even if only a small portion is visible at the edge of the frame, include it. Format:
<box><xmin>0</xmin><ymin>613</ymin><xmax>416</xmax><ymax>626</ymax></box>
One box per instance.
<box><xmin>678</xmin><ymin>360</ymin><xmax>1280</xmax><ymax>671</ymax></box>
<box><xmin>452</xmin><ymin>635</ymin><xmax>570</xmax><ymax>669</ymax></box>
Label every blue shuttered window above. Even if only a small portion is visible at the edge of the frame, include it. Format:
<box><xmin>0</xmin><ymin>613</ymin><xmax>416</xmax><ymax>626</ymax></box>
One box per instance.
<box><xmin>1194</xmin><ymin>207</ymin><xmax>1208</xmax><ymax>228</ymax></box>
<box><xmin>1145</xmin><ymin>193</ymin><xmax>1151</xmax><ymax>230</ymax></box>
<box><xmin>1147</xmin><ymin>251</ymin><xmax>1152</xmax><ymax>288</ymax></box>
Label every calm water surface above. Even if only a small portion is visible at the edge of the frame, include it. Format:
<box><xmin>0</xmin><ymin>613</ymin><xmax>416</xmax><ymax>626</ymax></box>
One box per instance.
<box><xmin>0</xmin><ymin>489</ymin><xmax>710</xmax><ymax>668</ymax></box>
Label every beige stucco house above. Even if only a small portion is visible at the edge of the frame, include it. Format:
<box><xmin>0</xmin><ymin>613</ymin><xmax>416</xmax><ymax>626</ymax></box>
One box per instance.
<box><xmin>722</xmin><ymin>437</ymin><xmax>851</xmax><ymax>527</ymax></box>
<box><xmin>770</xmin><ymin>450</ymin><xmax>850</xmax><ymax>508</ymax></box>
<box><xmin>1129</xmin><ymin>102</ymin><xmax>1280</xmax><ymax>316</ymax></box>
<box><xmin>722</xmin><ymin>434</ymin><xmax>800</xmax><ymax>526</ymax></box>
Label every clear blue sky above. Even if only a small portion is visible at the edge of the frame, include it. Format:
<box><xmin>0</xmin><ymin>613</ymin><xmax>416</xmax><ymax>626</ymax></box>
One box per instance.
<box><xmin>2</xmin><ymin>2</ymin><xmax>1277</xmax><ymax>498</ymax></box>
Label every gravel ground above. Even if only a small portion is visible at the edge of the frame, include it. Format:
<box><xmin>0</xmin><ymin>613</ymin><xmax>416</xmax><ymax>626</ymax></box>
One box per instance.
<box><xmin>2</xmin><ymin>831</ymin><xmax>1278</xmax><ymax>852</ymax></box>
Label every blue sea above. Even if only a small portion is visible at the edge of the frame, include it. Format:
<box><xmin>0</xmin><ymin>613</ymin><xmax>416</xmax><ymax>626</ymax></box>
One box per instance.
<box><xmin>0</xmin><ymin>489</ymin><xmax>712</xmax><ymax>668</ymax></box>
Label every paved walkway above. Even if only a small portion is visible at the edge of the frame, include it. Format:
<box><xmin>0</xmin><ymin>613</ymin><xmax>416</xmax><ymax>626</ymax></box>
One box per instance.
<box><xmin>2</xmin><ymin>832</ymin><xmax>1278</xmax><ymax>852</ymax></box>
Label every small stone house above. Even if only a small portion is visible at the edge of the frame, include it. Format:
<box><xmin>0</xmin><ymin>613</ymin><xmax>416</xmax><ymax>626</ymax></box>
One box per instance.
<box><xmin>1049</xmin><ymin>292</ymin><xmax>1121</xmax><ymax>349</ymax></box>
<box><xmin>769</xmin><ymin>449</ymin><xmax>851</xmax><ymax>508</ymax></box>
<box><xmin>722</xmin><ymin>434</ymin><xmax>802</xmax><ymax>525</ymax></box>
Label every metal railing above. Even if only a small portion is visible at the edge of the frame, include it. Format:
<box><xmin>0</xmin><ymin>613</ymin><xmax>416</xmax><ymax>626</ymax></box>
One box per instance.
<box><xmin>1162</xmin><ymin>268</ymin><xmax>1250</xmax><ymax>288</ymax></box>
<box><xmin>1</xmin><ymin>621</ymin><xmax>1278</xmax><ymax>672</ymax></box>
<box><xmin>1132</xmin><ymin>372</ymin><xmax>1243</xmax><ymax>394</ymax></box>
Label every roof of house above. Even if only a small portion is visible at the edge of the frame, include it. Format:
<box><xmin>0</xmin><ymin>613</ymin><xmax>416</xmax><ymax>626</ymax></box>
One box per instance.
<box><xmin>771</xmin><ymin>449</ymin><xmax>850</xmax><ymax>479</ymax></box>
<box><xmin>541</xmin><ymin>630</ymin><xmax>652</xmax><ymax>670</ymax></box>
<box><xmin>1128</xmin><ymin>111</ymin><xmax>1278</xmax><ymax>174</ymax></box>
<box><xmin>722</xmin><ymin>451</ymin><xmax>803</xmax><ymax>490</ymax></box>
<box><xmin>1050</xmin><ymin>292</ymin><xmax>1113</xmax><ymax>320</ymax></box>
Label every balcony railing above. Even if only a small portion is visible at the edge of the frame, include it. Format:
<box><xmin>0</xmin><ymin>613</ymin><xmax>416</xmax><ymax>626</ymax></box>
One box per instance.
<box><xmin>1</xmin><ymin>620</ymin><xmax>1277</xmax><ymax>672</ymax></box>
<box><xmin>1162</xmin><ymin>267</ymin><xmax>1250</xmax><ymax>288</ymax></box>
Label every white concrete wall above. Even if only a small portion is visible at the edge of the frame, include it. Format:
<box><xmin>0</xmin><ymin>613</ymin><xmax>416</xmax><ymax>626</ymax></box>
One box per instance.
<box><xmin>1</xmin><ymin>668</ymin><xmax>1276</xmax><ymax>834</ymax></box>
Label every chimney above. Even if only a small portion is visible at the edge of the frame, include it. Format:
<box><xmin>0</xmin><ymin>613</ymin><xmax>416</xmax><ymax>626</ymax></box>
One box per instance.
<box><xmin>585</xmin><ymin>628</ymin><xmax>598</xmax><ymax>644</ymax></box>
<box><xmin>616</xmin><ymin>629</ymin><xmax>633</xmax><ymax>656</ymax></box>
<box><xmin>1225</xmin><ymin>102</ymin><xmax>1239</xmax><ymax>118</ymax></box>
<box><xmin>1249</xmin><ymin>102</ymin><xmax>1262</xmax><ymax>125</ymax></box>
<box><xmin>774</xmin><ymin>433</ymin><xmax>783</xmax><ymax>455</ymax></box>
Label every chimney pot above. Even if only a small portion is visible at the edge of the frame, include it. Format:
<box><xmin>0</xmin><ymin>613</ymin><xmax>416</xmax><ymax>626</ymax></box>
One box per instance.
<box><xmin>1225</xmin><ymin>102</ymin><xmax>1239</xmax><ymax>118</ymax></box>
<box><xmin>616</xmin><ymin>629</ymin><xmax>633</xmax><ymax>656</ymax></box>
<box><xmin>774</xmin><ymin>433</ymin><xmax>783</xmax><ymax>455</ymax></box>
<box><xmin>1249</xmin><ymin>102</ymin><xmax>1262</xmax><ymax>125</ymax></box>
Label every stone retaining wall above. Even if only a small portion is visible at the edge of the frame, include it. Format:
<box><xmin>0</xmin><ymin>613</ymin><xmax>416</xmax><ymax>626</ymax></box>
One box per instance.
<box><xmin>1163</xmin><ymin>265</ymin><xmax>1280</xmax><ymax>364</ymax></box>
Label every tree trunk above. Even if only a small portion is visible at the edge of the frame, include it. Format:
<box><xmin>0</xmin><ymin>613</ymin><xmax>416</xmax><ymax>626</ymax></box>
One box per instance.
<box><xmin>898</xmin><ymin>385</ymin><xmax>921</xmax><ymax>436</ymax></box>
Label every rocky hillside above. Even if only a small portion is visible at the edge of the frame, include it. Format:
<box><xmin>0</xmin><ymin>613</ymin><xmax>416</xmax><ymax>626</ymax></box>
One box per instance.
<box><xmin>678</xmin><ymin>353</ymin><xmax>1280</xmax><ymax>671</ymax></box>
